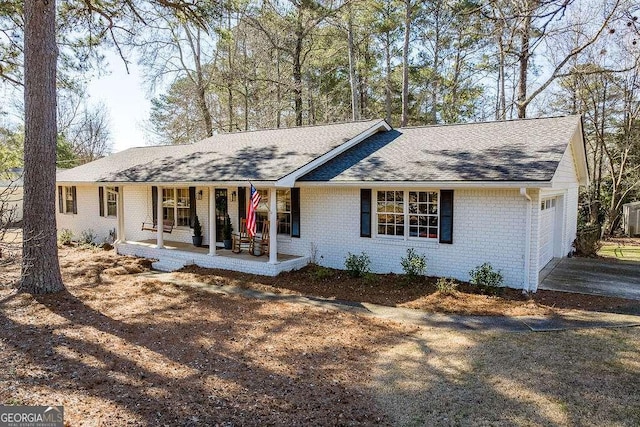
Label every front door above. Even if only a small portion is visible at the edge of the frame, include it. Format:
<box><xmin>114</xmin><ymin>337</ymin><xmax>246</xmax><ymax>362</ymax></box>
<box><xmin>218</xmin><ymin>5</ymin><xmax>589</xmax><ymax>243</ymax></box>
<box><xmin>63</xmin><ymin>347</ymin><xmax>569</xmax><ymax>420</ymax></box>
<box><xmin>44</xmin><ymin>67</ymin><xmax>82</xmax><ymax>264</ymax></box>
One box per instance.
<box><xmin>215</xmin><ymin>189</ymin><xmax>228</xmax><ymax>242</ymax></box>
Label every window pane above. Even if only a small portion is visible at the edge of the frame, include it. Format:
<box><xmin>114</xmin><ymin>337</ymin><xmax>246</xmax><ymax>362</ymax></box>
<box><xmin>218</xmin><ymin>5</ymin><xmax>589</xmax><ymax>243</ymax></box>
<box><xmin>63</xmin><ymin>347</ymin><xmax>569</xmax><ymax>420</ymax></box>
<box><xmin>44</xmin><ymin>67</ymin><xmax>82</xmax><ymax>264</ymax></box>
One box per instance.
<box><xmin>177</xmin><ymin>208</ymin><xmax>190</xmax><ymax>226</ymax></box>
<box><xmin>106</xmin><ymin>187</ymin><xmax>117</xmax><ymax>217</ymax></box>
<box><xmin>176</xmin><ymin>188</ymin><xmax>190</xmax><ymax>208</ymax></box>
<box><xmin>277</xmin><ymin>212</ymin><xmax>291</xmax><ymax>235</ymax></box>
<box><xmin>163</xmin><ymin>189</ymin><xmax>175</xmax><ymax>207</ymax></box>
<box><xmin>163</xmin><ymin>207</ymin><xmax>175</xmax><ymax>222</ymax></box>
<box><xmin>256</xmin><ymin>212</ymin><xmax>268</xmax><ymax>232</ymax></box>
<box><xmin>377</xmin><ymin>190</ymin><xmax>405</xmax><ymax>236</ymax></box>
<box><xmin>65</xmin><ymin>186</ymin><xmax>74</xmax><ymax>213</ymax></box>
<box><xmin>409</xmin><ymin>191</ymin><xmax>438</xmax><ymax>239</ymax></box>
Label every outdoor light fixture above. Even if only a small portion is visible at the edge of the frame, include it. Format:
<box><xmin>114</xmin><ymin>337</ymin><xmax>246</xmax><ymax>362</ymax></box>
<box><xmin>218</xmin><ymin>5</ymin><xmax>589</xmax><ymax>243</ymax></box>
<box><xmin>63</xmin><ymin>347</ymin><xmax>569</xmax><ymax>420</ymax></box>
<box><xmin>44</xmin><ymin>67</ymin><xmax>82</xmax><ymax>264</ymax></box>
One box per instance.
<box><xmin>197</xmin><ymin>190</ymin><xmax>203</xmax><ymax>200</ymax></box>
<box><xmin>231</xmin><ymin>191</ymin><xmax>237</xmax><ymax>202</ymax></box>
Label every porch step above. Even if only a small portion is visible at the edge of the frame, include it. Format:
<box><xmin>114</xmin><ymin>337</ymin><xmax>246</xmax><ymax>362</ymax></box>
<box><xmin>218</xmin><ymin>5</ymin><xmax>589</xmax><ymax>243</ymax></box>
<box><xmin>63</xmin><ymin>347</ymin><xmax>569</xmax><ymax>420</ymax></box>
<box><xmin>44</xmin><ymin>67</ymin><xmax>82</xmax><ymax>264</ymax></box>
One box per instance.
<box><xmin>152</xmin><ymin>256</ymin><xmax>192</xmax><ymax>272</ymax></box>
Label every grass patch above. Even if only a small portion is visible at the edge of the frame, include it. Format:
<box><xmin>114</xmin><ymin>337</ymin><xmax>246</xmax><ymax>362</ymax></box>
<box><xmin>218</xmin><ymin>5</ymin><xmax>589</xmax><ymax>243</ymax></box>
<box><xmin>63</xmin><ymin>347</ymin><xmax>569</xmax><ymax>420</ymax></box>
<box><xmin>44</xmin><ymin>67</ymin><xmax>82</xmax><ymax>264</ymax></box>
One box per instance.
<box><xmin>598</xmin><ymin>243</ymin><xmax>640</xmax><ymax>261</ymax></box>
<box><xmin>373</xmin><ymin>327</ymin><xmax>640</xmax><ymax>427</ymax></box>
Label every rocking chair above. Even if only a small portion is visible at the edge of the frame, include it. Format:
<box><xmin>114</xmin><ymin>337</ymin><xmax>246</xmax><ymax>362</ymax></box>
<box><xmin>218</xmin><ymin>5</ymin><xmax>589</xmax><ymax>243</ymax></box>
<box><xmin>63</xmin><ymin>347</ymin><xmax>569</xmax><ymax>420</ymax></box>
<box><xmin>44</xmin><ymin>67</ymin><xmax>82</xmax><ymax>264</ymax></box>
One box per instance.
<box><xmin>232</xmin><ymin>219</ymin><xmax>252</xmax><ymax>253</ymax></box>
<box><xmin>251</xmin><ymin>220</ymin><xmax>270</xmax><ymax>256</ymax></box>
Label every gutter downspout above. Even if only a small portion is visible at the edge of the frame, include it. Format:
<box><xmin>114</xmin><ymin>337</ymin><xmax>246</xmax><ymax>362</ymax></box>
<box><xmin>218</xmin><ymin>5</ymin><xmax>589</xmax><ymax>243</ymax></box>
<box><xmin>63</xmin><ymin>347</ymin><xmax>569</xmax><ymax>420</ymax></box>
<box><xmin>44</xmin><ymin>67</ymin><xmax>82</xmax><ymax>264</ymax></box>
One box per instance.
<box><xmin>520</xmin><ymin>188</ymin><xmax>532</xmax><ymax>293</ymax></box>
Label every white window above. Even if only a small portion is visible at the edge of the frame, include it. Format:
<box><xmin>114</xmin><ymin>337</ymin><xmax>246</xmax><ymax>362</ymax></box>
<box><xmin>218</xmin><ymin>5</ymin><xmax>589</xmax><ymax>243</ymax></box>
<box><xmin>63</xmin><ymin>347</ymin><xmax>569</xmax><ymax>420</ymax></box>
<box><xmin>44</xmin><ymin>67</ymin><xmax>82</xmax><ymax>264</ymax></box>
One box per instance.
<box><xmin>62</xmin><ymin>186</ymin><xmax>75</xmax><ymax>214</ymax></box>
<box><xmin>163</xmin><ymin>188</ymin><xmax>190</xmax><ymax>227</ymax></box>
<box><xmin>376</xmin><ymin>190</ymin><xmax>439</xmax><ymax>239</ymax></box>
<box><xmin>106</xmin><ymin>187</ymin><xmax>117</xmax><ymax>217</ymax></box>
<box><xmin>540</xmin><ymin>198</ymin><xmax>556</xmax><ymax>211</ymax></box>
<box><xmin>376</xmin><ymin>190</ymin><xmax>405</xmax><ymax>237</ymax></box>
<box><xmin>255</xmin><ymin>189</ymin><xmax>269</xmax><ymax>234</ymax></box>
<box><xmin>276</xmin><ymin>189</ymin><xmax>291</xmax><ymax>235</ymax></box>
<box><xmin>408</xmin><ymin>191</ymin><xmax>439</xmax><ymax>239</ymax></box>
<box><xmin>254</xmin><ymin>189</ymin><xmax>291</xmax><ymax>235</ymax></box>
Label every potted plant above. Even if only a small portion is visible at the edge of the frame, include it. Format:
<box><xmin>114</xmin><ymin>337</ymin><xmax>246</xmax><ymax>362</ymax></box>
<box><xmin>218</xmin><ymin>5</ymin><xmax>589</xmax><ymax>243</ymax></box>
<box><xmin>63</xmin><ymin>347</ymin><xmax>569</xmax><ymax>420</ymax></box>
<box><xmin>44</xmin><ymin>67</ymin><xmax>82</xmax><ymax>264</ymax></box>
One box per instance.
<box><xmin>223</xmin><ymin>214</ymin><xmax>233</xmax><ymax>249</ymax></box>
<box><xmin>192</xmin><ymin>215</ymin><xmax>203</xmax><ymax>247</ymax></box>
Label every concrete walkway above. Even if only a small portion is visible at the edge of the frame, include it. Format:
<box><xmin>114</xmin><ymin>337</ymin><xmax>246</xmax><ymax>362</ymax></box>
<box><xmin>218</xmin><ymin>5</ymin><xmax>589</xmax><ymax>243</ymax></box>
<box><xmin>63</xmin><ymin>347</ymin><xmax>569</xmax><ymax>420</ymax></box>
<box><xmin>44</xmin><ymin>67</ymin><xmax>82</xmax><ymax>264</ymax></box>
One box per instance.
<box><xmin>540</xmin><ymin>257</ymin><xmax>640</xmax><ymax>301</ymax></box>
<box><xmin>139</xmin><ymin>271</ymin><xmax>640</xmax><ymax>333</ymax></box>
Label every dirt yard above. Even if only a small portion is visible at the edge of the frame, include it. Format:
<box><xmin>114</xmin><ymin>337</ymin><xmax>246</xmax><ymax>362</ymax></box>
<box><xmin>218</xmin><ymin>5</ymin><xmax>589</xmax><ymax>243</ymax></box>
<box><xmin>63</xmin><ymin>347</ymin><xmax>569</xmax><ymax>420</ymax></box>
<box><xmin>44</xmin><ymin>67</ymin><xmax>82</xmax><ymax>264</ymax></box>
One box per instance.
<box><xmin>1</xmin><ymin>243</ymin><xmax>639</xmax><ymax>425</ymax></box>
<box><xmin>176</xmin><ymin>263</ymin><xmax>640</xmax><ymax>317</ymax></box>
<box><xmin>1</xmin><ymin>246</ymin><xmax>413</xmax><ymax>425</ymax></box>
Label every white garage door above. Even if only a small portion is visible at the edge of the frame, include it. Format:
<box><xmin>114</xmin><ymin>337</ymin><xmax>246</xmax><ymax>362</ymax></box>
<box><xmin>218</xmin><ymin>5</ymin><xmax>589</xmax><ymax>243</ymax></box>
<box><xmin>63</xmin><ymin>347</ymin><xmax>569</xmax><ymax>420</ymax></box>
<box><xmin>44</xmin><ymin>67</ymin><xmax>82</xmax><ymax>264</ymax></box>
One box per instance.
<box><xmin>539</xmin><ymin>198</ymin><xmax>557</xmax><ymax>269</ymax></box>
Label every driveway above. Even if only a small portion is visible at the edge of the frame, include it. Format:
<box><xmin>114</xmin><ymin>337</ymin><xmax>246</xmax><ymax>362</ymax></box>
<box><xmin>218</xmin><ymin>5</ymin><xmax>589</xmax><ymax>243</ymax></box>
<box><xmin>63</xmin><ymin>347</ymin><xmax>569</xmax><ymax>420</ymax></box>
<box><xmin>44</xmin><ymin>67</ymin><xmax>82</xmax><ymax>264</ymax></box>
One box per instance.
<box><xmin>539</xmin><ymin>257</ymin><xmax>640</xmax><ymax>300</ymax></box>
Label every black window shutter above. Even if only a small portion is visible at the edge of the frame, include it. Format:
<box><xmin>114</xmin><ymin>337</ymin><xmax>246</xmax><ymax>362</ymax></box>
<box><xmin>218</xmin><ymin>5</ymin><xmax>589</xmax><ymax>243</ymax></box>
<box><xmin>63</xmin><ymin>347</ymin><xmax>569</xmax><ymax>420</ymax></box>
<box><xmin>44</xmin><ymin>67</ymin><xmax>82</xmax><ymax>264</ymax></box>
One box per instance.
<box><xmin>71</xmin><ymin>186</ymin><xmax>78</xmax><ymax>214</ymax></box>
<box><xmin>58</xmin><ymin>186</ymin><xmax>63</xmax><ymax>213</ymax></box>
<box><xmin>152</xmin><ymin>186</ymin><xmax>158</xmax><ymax>226</ymax></box>
<box><xmin>238</xmin><ymin>187</ymin><xmax>246</xmax><ymax>220</ymax></box>
<box><xmin>189</xmin><ymin>186</ymin><xmax>196</xmax><ymax>228</ymax></box>
<box><xmin>291</xmin><ymin>188</ymin><xmax>300</xmax><ymax>238</ymax></box>
<box><xmin>439</xmin><ymin>190</ymin><xmax>454</xmax><ymax>244</ymax></box>
<box><xmin>99</xmin><ymin>186</ymin><xmax>104</xmax><ymax>217</ymax></box>
<box><xmin>360</xmin><ymin>189</ymin><xmax>372</xmax><ymax>238</ymax></box>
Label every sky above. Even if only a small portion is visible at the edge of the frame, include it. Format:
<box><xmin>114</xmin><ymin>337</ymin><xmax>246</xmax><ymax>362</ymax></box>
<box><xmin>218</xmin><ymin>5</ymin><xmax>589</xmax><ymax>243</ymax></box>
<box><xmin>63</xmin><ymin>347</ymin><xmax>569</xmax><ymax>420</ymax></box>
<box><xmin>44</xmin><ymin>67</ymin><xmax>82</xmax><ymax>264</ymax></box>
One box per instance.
<box><xmin>86</xmin><ymin>52</ymin><xmax>153</xmax><ymax>153</ymax></box>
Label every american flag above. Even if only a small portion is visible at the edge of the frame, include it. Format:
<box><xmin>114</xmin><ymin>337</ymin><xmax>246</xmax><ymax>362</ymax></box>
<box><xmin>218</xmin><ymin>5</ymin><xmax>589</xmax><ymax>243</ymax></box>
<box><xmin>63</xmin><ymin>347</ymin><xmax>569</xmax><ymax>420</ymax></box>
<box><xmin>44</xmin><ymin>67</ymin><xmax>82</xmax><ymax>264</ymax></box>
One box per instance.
<box><xmin>246</xmin><ymin>184</ymin><xmax>261</xmax><ymax>237</ymax></box>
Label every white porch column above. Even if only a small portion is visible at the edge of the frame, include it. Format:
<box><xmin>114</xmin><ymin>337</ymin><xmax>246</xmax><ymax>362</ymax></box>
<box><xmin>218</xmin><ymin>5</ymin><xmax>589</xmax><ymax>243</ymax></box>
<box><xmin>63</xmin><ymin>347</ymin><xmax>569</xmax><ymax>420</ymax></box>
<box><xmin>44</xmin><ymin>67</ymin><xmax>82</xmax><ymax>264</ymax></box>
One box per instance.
<box><xmin>209</xmin><ymin>186</ymin><xmax>217</xmax><ymax>256</ymax></box>
<box><xmin>116</xmin><ymin>186</ymin><xmax>125</xmax><ymax>243</ymax></box>
<box><xmin>269</xmin><ymin>187</ymin><xmax>278</xmax><ymax>264</ymax></box>
<box><xmin>156</xmin><ymin>185</ymin><xmax>164</xmax><ymax>249</ymax></box>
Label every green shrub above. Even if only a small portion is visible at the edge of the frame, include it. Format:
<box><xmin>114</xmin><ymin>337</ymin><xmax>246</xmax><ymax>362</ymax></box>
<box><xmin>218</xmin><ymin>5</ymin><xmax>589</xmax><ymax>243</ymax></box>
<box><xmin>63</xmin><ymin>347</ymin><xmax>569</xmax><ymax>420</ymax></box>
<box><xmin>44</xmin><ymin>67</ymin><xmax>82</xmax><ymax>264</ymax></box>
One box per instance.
<box><xmin>469</xmin><ymin>262</ymin><xmax>504</xmax><ymax>295</ymax></box>
<box><xmin>400</xmin><ymin>248</ymin><xmax>427</xmax><ymax>279</ymax></box>
<box><xmin>192</xmin><ymin>214</ymin><xmax>202</xmax><ymax>237</ymax></box>
<box><xmin>436</xmin><ymin>277</ymin><xmax>458</xmax><ymax>295</ymax></box>
<box><xmin>363</xmin><ymin>272</ymin><xmax>378</xmax><ymax>285</ymax></box>
<box><xmin>58</xmin><ymin>229</ymin><xmax>73</xmax><ymax>245</ymax></box>
<box><xmin>79</xmin><ymin>229</ymin><xmax>98</xmax><ymax>246</ymax></box>
<box><xmin>312</xmin><ymin>265</ymin><xmax>333</xmax><ymax>280</ymax></box>
<box><xmin>344</xmin><ymin>252</ymin><xmax>371</xmax><ymax>278</ymax></box>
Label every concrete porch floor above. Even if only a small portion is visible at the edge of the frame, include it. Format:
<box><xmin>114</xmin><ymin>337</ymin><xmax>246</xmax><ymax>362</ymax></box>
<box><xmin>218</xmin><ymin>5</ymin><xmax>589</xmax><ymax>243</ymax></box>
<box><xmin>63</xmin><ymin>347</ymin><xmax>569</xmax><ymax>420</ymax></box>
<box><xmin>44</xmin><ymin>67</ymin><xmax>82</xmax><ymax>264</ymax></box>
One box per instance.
<box><xmin>116</xmin><ymin>240</ymin><xmax>309</xmax><ymax>276</ymax></box>
<box><xmin>135</xmin><ymin>239</ymin><xmax>300</xmax><ymax>263</ymax></box>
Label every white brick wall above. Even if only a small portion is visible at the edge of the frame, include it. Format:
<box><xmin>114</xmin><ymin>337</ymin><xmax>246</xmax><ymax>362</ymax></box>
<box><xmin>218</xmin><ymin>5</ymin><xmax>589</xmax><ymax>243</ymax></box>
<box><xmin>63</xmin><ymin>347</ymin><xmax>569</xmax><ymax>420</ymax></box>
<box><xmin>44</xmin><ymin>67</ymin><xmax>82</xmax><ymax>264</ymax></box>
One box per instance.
<box><xmin>58</xmin><ymin>184</ymin><xmax>241</xmax><ymax>247</ymax></box>
<box><xmin>280</xmin><ymin>187</ymin><xmax>532</xmax><ymax>289</ymax></box>
<box><xmin>123</xmin><ymin>185</ymin><xmax>217</xmax><ymax>246</ymax></box>
<box><xmin>56</xmin><ymin>184</ymin><xmax>118</xmax><ymax>243</ymax></box>
<box><xmin>58</xmin><ymin>183</ymin><xmax>583</xmax><ymax>291</ymax></box>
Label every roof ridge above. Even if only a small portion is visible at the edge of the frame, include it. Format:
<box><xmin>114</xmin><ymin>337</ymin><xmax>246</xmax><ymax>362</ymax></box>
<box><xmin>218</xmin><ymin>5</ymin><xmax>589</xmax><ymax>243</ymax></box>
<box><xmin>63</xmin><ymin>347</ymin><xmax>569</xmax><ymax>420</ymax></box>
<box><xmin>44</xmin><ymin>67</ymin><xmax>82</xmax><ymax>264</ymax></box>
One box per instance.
<box><xmin>111</xmin><ymin>119</ymin><xmax>387</xmax><ymax>153</ymax></box>
<box><xmin>397</xmin><ymin>115</ymin><xmax>580</xmax><ymax>130</ymax></box>
<box><xmin>199</xmin><ymin>118</ymin><xmax>384</xmax><ymax>138</ymax></box>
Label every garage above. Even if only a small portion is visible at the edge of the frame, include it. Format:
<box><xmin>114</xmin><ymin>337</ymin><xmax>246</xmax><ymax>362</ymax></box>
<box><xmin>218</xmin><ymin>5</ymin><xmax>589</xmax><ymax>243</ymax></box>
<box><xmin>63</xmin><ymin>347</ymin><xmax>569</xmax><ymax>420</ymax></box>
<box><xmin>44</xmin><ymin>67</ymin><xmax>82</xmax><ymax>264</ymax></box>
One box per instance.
<box><xmin>539</xmin><ymin>197</ymin><xmax>557</xmax><ymax>269</ymax></box>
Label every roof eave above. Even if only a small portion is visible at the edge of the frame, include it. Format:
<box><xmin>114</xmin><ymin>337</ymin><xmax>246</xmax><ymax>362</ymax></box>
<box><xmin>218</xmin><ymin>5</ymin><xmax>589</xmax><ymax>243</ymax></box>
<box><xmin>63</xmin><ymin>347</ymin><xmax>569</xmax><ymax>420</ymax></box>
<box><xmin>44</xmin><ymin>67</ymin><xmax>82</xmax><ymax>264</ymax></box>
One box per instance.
<box><xmin>295</xmin><ymin>180</ymin><xmax>553</xmax><ymax>188</ymax></box>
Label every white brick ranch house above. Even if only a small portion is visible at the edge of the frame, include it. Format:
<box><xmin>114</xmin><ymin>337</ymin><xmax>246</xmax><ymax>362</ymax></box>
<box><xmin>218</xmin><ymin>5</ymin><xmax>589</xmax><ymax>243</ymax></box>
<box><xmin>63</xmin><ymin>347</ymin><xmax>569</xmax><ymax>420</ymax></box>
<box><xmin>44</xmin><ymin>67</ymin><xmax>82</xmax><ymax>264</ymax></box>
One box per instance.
<box><xmin>56</xmin><ymin>116</ymin><xmax>588</xmax><ymax>292</ymax></box>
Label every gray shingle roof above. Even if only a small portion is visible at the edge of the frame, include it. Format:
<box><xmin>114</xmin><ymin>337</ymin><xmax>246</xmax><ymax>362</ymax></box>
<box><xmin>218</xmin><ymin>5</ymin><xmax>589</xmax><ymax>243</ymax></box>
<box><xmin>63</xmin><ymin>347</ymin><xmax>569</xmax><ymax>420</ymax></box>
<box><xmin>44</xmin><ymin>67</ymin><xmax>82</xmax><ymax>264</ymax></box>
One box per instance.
<box><xmin>300</xmin><ymin>116</ymin><xmax>582</xmax><ymax>182</ymax></box>
<box><xmin>56</xmin><ymin>120</ymin><xmax>386</xmax><ymax>183</ymax></box>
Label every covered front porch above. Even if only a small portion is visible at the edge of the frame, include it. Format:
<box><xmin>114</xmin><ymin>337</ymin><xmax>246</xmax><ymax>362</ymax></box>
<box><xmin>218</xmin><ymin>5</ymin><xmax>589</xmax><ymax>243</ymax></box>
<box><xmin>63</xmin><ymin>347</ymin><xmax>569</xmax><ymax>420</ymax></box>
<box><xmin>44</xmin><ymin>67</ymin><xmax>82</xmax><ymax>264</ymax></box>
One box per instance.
<box><xmin>112</xmin><ymin>184</ymin><xmax>307</xmax><ymax>276</ymax></box>
<box><xmin>117</xmin><ymin>240</ymin><xmax>309</xmax><ymax>276</ymax></box>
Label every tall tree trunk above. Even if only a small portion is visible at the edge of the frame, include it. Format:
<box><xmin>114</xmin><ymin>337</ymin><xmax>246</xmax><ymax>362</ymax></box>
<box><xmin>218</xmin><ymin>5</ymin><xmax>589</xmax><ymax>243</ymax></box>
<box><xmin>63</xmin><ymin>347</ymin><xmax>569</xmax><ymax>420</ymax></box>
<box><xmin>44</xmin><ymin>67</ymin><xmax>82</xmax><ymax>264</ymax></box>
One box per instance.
<box><xmin>347</xmin><ymin>5</ymin><xmax>359</xmax><ymax>121</ymax></box>
<box><xmin>429</xmin><ymin>0</ymin><xmax>441</xmax><ymax>124</ymax></box>
<box><xmin>517</xmin><ymin>11</ymin><xmax>532</xmax><ymax>119</ymax></box>
<box><xmin>186</xmin><ymin>25</ymin><xmax>213</xmax><ymax>137</ymax></box>
<box><xmin>384</xmin><ymin>31</ymin><xmax>392</xmax><ymax>123</ymax></box>
<box><xmin>276</xmin><ymin>49</ymin><xmax>282</xmax><ymax>128</ymax></box>
<box><xmin>497</xmin><ymin>32</ymin><xmax>506</xmax><ymax>120</ymax></box>
<box><xmin>20</xmin><ymin>0</ymin><xmax>65</xmax><ymax>294</ymax></box>
<box><xmin>361</xmin><ymin>45</ymin><xmax>371</xmax><ymax>117</ymax></box>
<box><xmin>401</xmin><ymin>0</ymin><xmax>411</xmax><ymax>127</ymax></box>
<box><xmin>293</xmin><ymin>29</ymin><xmax>303</xmax><ymax>126</ymax></box>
